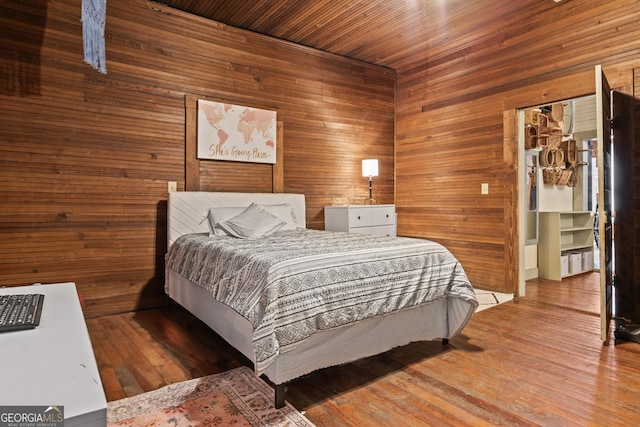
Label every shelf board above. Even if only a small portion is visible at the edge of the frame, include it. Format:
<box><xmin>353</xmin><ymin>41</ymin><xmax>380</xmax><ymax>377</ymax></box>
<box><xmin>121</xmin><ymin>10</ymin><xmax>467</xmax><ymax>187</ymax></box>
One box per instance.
<box><xmin>561</xmin><ymin>243</ymin><xmax>593</xmax><ymax>252</ymax></box>
<box><xmin>561</xmin><ymin>226</ymin><xmax>593</xmax><ymax>232</ymax></box>
<box><xmin>559</xmin><ymin>211</ymin><xmax>592</xmax><ymax>215</ymax></box>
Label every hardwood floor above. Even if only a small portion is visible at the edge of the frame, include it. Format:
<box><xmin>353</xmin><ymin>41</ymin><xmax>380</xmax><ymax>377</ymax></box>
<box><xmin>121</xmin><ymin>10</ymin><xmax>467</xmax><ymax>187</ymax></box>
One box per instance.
<box><xmin>86</xmin><ymin>272</ymin><xmax>640</xmax><ymax>426</ymax></box>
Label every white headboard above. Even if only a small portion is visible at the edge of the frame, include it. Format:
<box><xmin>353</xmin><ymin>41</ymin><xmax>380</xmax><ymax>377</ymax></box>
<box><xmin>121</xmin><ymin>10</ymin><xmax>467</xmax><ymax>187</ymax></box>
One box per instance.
<box><xmin>167</xmin><ymin>192</ymin><xmax>306</xmax><ymax>247</ymax></box>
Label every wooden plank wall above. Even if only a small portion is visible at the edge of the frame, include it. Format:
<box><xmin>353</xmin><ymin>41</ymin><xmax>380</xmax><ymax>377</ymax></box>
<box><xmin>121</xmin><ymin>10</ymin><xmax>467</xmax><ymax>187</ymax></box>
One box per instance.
<box><xmin>395</xmin><ymin>0</ymin><xmax>640</xmax><ymax>294</ymax></box>
<box><xmin>0</xmin><ymin>0</ymin><xmax>395</xmax><ymax>317</ymax></box>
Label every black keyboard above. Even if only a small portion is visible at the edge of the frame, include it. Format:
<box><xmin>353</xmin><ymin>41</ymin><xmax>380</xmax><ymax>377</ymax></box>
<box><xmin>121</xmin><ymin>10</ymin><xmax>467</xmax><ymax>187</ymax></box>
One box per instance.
<box><xmin>0</xmin><ymin>294</ymin><xmax>45</xmax><ymax>332</ymax></box>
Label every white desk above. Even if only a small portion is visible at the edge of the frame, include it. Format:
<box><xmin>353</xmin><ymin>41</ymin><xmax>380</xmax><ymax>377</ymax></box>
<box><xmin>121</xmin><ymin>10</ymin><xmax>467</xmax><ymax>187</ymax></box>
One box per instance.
<box><xmin>0</xmin><ymin>282</ymin><xmax>107</xmax><ymax>426</ymax></box>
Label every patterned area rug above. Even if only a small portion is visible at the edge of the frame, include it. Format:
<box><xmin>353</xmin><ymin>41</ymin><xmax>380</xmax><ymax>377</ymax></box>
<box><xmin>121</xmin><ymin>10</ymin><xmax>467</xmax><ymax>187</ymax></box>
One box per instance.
<box><xmin>107</xmin><ymin>366</ymin><xmax>315</xmax><ymax>426</ymax></box>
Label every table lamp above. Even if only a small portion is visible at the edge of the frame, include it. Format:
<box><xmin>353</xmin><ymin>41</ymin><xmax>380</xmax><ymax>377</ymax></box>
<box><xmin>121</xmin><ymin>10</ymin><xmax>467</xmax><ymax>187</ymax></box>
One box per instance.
<box><xmin>362</xmin><ymin>159</ymin><xmax>379</xmax><ymax>204</ymax></box>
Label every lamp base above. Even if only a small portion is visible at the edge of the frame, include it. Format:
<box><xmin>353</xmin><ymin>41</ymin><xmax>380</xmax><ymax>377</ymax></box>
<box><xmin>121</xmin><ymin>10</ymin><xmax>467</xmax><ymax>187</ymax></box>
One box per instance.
<box><xmin>365</xmin><ymin>177</ymin><xmax>377</xmax><ymax>204</ymax></box>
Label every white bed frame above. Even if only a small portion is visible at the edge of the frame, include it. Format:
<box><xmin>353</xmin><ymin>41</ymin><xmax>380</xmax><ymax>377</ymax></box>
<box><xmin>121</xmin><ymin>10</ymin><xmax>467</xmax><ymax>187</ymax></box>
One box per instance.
<box><xmin>166</xmin><ymin>192</ymin><xmax>472</xmax><ymax>407</ymax></box>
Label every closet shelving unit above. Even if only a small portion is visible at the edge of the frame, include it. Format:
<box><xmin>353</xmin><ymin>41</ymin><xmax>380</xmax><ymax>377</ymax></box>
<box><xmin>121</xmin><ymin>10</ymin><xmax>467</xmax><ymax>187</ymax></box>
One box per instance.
<box><xmin>539</xmin><ymin>211</ymin><xmax>594</xmax><ymax>281</ymax></box>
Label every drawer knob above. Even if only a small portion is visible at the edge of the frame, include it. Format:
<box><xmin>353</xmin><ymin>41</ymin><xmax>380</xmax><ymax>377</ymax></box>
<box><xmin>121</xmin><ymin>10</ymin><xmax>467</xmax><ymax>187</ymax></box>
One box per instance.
<box><xmin>357</xmin><ymin>216</ymin><xmax>361</xmax><ymax>220</ymax></box>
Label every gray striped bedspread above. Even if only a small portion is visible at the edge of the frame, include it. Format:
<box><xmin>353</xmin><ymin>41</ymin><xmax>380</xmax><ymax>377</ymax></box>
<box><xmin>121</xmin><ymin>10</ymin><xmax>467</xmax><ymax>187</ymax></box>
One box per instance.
<box><xmin>166</xmin><ymin>228</ymin><xmax>478</xmax><ymax>374</ymax></box>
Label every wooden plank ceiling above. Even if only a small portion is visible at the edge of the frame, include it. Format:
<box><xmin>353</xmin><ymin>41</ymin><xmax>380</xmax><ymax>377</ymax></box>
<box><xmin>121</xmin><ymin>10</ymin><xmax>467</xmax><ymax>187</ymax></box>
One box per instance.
<box><xmin>159</xmin><ymin>0</ymin><xmax>566</xmax><ymax>71</ymax></box>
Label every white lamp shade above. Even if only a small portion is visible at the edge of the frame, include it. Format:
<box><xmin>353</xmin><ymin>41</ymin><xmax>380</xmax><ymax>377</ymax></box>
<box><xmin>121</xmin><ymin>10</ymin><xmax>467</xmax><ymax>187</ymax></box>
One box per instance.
<box><xmin>362</xmin><ymin>159</ymin><xmax>379</xmax><ymax>177</ymax></box>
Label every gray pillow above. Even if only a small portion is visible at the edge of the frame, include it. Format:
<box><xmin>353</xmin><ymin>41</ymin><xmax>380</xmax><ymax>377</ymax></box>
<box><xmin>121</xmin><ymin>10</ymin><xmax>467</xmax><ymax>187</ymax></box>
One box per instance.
<box><xmin>206</xmin><ymin>206</ymin><xmax>246</xmax><ymax>236</ymax></box>
<box><xmin>207</xmin><ymin>203</ymin><xmax>298</xmax><ymax>236</ymax></box>
<box><xmin>216</xmin><ymin>203</ymin><xmax>286</xmax><ymax>239</ymax></box>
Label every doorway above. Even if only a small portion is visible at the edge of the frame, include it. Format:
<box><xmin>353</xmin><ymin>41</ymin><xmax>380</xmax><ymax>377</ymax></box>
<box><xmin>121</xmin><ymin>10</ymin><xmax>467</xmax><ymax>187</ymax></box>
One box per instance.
<box><xmin>515</xmin><ymin>66</ymin><xmax>627</xmax><ymax>342</ymax></box>
<box><xmin>519</xmin><ymin>95</ymin><xmax>599</xmax><ymax>295</ymax></box>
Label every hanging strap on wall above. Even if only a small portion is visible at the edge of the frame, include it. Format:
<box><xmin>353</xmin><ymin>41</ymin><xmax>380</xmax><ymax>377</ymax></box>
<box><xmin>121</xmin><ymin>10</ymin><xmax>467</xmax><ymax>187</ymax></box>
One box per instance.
<box><xmin>81</xmin><ymin>0</ymin><xmax>107</xmax><ymax>74</ymax></box>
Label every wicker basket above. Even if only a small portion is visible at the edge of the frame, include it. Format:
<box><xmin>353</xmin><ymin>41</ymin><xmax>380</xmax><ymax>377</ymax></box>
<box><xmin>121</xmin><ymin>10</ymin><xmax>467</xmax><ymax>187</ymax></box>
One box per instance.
<box><xmin>539</xmin><ymin>148</ymin><xmax>550</xmax><ymax>167</ymax></box>
<box><xmin>537</xmin><ymin>134</ymin><xmax>549</xmax><ymax>148</ymax></box>
<box><xmin>542</xmin><ymin>148</ymin><xmax>564</xmax><ymax>168</ymax></box>
<box><xmin>567</xmin><ymin>139</ymin><xmax>577</xmax><ymax>166</ymax></box>
<box><xmin>548</xmin><ymin>103</ymin><xmax>564</xmax><ymax>123</ymax></box>
<box><xmin>548</xmin><ymin>133</ymin><xmax>562</xmax><ymax>150</ymax></box>
<box><xmin>557</xmin><ymin>168</ymin><xmax>573</xmax><ymax>186</ymax></box>
<box><xmin>543</xmin><ymin>168</ymin><xmax>561</xmax><ymax>185</ymax></box>
<box><xmin>525</xmin><ymin>109</ymin><xmax>541</xmax><ymax>126</ymax></box>
<box><xmin>526</xmin><ymin>126</ymin><xmax>538</xmax><ymax>149</ymax></box>
<box><xmin>538</xmin><ymin>114</ymin><xmax>549</xmax><ymax>134</ymax></box>
<box><xmin>567</xmin><ymin>166</ymin><xmax>579</xmax><ymax>187</ymax></box>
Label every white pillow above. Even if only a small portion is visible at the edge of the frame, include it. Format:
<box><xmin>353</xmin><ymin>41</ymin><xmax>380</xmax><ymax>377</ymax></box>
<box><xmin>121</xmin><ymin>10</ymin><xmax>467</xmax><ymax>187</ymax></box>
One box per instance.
<box><xmin>258</xmin><ymin>203</ymin><xmax>297</xmax><ymax>230</ymax></box>
<box><xmin>216</xmin><ymin>203</ymin><xmax>286</xmax><ymax>239</ymax></box>
<box><xmin>206</xmin><ymin>203</ymin><xmax>298</xmax><ymax>236</ymax></box>
<box><xmin>206</xmin><ymin>207</ymin><xmax>246</xmax><ymax>236</ymax></box>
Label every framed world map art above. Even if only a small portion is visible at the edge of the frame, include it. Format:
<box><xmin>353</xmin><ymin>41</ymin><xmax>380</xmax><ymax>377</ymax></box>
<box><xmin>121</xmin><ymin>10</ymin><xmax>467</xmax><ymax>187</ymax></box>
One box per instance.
<box><xmin>197</xmin><ymin>100</ymin><xmax>277</xmax><ymax>164</ymax></box>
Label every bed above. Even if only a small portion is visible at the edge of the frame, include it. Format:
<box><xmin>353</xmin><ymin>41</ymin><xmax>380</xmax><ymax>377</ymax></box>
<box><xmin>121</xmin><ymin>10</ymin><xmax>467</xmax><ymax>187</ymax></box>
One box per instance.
<box><xmin>165</xmin><ymin>191</ymin><xmax>478</xmax><ymax>407</ymax></box>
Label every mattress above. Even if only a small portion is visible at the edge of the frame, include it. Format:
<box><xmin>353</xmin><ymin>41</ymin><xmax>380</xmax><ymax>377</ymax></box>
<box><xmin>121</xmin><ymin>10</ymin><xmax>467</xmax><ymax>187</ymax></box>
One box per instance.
<box><xmin>166</xmin><ymin>228</ymin><xmax>478</xmax><ymax>375</ymax></box>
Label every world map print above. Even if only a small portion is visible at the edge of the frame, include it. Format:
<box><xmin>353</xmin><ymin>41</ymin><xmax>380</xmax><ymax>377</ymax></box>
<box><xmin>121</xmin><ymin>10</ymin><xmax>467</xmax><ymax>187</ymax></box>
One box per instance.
<box><xmin>197</xmin><ymin>100</ymin><xmax>277</xmax><ymax>164</ymax></box>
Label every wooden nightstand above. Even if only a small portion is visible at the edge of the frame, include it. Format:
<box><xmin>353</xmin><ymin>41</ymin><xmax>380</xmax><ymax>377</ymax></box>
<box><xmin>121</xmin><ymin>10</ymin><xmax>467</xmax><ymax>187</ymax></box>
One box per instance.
<box><xmin>324</xmin><ymin>204</ymin><xmax>396</xmax><ymax>236</ymax></box>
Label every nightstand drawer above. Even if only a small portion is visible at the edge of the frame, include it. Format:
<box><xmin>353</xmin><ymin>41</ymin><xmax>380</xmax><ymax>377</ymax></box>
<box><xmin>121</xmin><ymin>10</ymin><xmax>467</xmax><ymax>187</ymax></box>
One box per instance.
<box><xmin>324</xmin><ymin>204</ymin><xmax>396</xmax><ymax>237</ymax></box>
<box><xmin>348</xmin><ymin>205</ymin><xmax>395</xmax><ymax>227</ymax></box>
<box><xmin>349</xmin><ymin>224</ymin><xmax>396</xmax><ymax>237</ymax></box>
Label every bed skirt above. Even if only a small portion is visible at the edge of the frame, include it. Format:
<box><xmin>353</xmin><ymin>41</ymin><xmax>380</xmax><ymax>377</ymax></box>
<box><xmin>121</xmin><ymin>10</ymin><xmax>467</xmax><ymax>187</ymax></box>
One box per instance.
<box><xmin>166</xmin><ymin>268</ymin><xmax>474</xmax><ymax>385</ymax></box>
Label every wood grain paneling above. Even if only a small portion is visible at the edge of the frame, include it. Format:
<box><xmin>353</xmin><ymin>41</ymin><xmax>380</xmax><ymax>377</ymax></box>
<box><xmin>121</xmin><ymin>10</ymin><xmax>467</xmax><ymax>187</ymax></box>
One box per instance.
<box><xmin>160</xmin><ymin>0</ymin><xmax>568</xmax><ymax>73</ymax></box>
<box><xmin>396</xmin><ymin>0</ymin><xmax>640</xmax><ymax>294</ymax></box>
<box><xmin>0</xmin><ymin>0</ymin><xmax>395</xmax><ymax>317</ymax></box>
<box><xmin>2</xmin><ymin>0</ymin><xmax>640</xmax><ymax>316</ymax></box>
